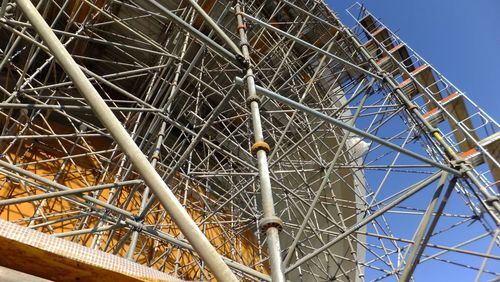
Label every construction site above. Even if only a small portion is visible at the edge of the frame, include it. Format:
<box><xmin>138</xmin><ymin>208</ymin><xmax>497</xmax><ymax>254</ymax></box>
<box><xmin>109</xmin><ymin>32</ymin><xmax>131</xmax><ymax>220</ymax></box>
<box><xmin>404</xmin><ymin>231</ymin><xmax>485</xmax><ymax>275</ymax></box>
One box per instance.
<box><xmin>0</xmin><ymin>0</ymin><xmax>498</xmax><ymax>281</ymax></box>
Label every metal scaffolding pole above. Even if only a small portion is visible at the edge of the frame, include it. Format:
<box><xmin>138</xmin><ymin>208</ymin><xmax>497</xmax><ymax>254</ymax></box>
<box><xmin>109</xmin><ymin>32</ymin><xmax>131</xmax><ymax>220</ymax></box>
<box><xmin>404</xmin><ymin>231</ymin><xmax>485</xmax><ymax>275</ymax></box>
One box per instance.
<box><xmin>286</xmin><ymin>171</ymin><xmax>444</xmax><ymax>273</ymax></box>
<box><xmin>0</xmin><ymin>1</ymin><xmax>497</xmax><ymax>281</ymax></box>
<box><xmin>283</xmin><ymin>83</ymin><xmax>371</xmax><ymax>266</ymax></box>
<box><xmin>400</xmin><ymin>175</ymin><xmax>457</xmax><ymax>281</ymax></box>
<box><xmin>0</xmin><ymin>179</ymin><xmax>142</xmax><ymax>206</ymax></box>
<box><xmin>334</xmin><ymin>7</ymin><xmax>500</xmax><ymax>224</ymax></box>
<box><xmin>185</xmin><ymin>0</ymin><xmax>243</xmax><ymax>58</ymax></box>
<box><xmin>144</xmin><ymin>0</ymin><xmax>239</xmax><ymax>66</ymax></box>
<box><xmin>236</xmin><ymin>77</ymin><xmax>460</xmax><ymax>175</ymax></box>
<box><xmin>13</xmin><ymin>1</ymin><xmax>237</xmax><ymax>281</ymax></box>
<box><xmin>235</xmin><ymin>2</ymin><xmax>285</xmax><ymax>281</ymax></box>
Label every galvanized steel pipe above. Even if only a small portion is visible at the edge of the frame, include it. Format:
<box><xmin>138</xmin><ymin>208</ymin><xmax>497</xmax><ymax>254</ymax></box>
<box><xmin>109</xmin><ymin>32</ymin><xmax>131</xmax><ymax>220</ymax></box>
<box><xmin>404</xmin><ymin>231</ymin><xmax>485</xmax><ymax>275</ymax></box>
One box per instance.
<box><xmin>14</xmin><ymin>0</ymin><xmax>237</xmax><ymax>280</ymax></box>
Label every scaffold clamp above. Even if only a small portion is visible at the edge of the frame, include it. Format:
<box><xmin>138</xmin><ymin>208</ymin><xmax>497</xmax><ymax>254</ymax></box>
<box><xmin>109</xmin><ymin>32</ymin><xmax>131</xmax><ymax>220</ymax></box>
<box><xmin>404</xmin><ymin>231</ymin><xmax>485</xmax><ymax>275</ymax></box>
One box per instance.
<box><xmin>251</xmin><ymin>141</ymin><xmax>270</xmax><ymax>155</ymax></box>
<box><xmin>246</xmin><ymin>94</ymin><xmax>261</xmax><ymax>106</ymax></box>
<box><xmin>451</xmin><ymin>159</ymin><xmax>471</xmax><ymax>174</ymax></box>
<box><xmin>485</xmin><ymin>196</ymin><xmax>499</xmax><ymax>206</ymax></box>
<box><xmin>259</xmin><ymin>216</ymin><xmax>283</xmax><ymax>233</ymax></box>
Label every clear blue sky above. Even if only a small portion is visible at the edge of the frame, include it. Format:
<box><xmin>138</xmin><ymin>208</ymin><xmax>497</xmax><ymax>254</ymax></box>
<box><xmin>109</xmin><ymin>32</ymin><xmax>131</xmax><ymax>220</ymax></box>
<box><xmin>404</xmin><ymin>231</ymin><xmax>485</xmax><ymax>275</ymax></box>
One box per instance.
<box><xmin>327</xmin><ymin>0</ymin><xmax>500</xmax><ymax>121</ymax></box>
<box><xmin>323</xmin><ymin>1</ymin><xmax>500</xmax><ymax>281</ymax></box>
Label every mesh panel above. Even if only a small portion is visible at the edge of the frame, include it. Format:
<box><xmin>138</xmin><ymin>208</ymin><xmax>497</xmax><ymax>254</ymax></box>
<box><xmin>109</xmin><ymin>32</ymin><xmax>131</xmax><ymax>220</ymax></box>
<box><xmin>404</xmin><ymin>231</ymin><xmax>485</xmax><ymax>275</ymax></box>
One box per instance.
<box><xmin>0</xmin><ymin>219</ymin><xmax>183</xmax><ymax>282</ymax></box>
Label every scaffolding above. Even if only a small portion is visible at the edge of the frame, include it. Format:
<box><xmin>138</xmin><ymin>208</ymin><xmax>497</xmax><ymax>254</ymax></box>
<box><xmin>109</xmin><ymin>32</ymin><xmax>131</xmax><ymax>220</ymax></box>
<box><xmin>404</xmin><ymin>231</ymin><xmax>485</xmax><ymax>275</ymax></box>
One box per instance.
<box><xmin>0</xmin><ymin>0</ymin><xmax>498</xmax><ymax>281</ymax></box>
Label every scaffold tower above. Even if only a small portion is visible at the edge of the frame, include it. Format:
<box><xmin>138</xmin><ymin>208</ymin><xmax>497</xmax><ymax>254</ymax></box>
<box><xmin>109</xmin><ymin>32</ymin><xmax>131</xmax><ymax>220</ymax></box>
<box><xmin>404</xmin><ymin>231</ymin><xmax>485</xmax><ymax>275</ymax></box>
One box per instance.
<box><xmin>0</xmin><ymin>1</ymin><xmax>498</xmax><ymax>281</ymax></box>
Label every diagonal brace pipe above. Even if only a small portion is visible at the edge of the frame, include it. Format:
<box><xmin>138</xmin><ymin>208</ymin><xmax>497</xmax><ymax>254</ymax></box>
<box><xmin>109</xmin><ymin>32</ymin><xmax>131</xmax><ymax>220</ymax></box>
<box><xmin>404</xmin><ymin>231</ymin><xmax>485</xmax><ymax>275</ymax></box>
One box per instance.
<box><xmin>235</xmin><ymin>77</ymin><xmax>461</xmax><ymax>176</ymax></box>
<box><xmin>14</xmin><ymin>1</ymin><xmax>237</xmax><ymax>281</ymax></box>
<box><xmin>286</xmin><ymin>171</ymin><xmax>444</xmax><ymax>272</ymax></box>
<box><xmin>186</xmin><ymin>0</ymin><xmax>243</xmax><ymax>58</ymax></box>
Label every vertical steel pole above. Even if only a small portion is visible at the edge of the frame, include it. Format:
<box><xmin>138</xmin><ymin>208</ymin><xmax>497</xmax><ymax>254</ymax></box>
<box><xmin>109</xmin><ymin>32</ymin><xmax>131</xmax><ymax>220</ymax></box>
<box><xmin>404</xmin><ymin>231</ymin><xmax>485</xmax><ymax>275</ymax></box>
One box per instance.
<box><xmin>234</xmin><ymin>2</ymin><xmax>286</xmax><ymax>281</ymax></box>
<box><xmin>330</xmin><ymin>9</ymin><xmax>500</xmax><ymax>224</ymax></box>
<box><xmin>285</xmin><ymin>172</ymin><xmax>444</xmax><ymax>272</ymax></box>
<box><xmin>185</xmin><ymin>0</ymin><xmax>243</xmax><ymax>58</ymax></box>
<box><xmin>14</xmin><ymin>1</ymin><xmax>237</xmax><ymax>281</ymax></box>
<box><xmin>399</xmin><ymin>175</ymin><xmax>457</xmax><ymax>281</ymax></box>
<box><xmin>283</xmin><ymin>88</ymin><xmax>371</xmax><ymax>266</ymax></box>
<box><xmin>126</xmin><ymin>122</ymin><xmax>167</xmax><ymax>260</ymax></box>
<box><xmin>0</xmin><ymin>0</ymin><xmax>8</xmax><ymax>17</ymax></box>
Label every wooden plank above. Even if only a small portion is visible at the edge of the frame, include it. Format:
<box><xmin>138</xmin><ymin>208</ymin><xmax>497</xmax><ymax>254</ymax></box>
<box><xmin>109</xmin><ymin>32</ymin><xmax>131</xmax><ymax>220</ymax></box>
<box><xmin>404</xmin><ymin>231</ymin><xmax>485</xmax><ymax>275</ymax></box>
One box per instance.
<box><xmin>0</xmin><ymin>220</ymin><xmax>175</xmax><ymax>282</ymax></box>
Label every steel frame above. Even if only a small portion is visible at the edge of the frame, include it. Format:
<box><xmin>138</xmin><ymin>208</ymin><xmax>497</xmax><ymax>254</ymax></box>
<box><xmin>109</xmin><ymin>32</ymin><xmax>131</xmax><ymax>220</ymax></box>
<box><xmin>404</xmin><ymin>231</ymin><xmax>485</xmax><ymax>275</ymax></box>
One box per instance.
<box><xmin>0</xmin><ymin>0</ymin><xmax>498</xmax><ymax>281</ymax></box>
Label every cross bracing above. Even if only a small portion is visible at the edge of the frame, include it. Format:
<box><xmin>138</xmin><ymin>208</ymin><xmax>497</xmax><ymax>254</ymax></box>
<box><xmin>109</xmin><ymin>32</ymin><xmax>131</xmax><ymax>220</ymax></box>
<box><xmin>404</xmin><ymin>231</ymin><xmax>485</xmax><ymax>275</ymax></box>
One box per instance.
<box><xmin>0</xmin><ymin>0</ymin><xmax>498</xmax><ymax>281</ymax></box>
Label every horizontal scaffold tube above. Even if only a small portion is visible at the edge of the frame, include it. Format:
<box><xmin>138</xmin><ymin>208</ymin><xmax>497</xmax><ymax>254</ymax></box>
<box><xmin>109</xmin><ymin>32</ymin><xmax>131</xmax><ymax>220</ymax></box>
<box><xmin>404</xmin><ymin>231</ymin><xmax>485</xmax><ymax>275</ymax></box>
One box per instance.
<box><xmin>235</xmin><ymin>77</ymin><xmax>461</xmax><ymax>176</ymax></box>
<box><xmin>14</xmin><ymin>0</ymin><xmax>238</xmax><ymax>281</ymax></box>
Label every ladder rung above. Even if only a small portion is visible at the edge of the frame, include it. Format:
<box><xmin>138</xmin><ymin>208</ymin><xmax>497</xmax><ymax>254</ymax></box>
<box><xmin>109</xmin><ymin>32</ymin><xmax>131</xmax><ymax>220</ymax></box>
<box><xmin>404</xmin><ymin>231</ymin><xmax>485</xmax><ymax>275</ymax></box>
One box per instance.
<box><xmin>388</xmin><ymin>43</ymin><xmax>404</xmax><ymax>54</ymax></box>
<box><xmin>411</xmin><ymin>64</ymin><xmax>429</xmax><ymax>76</ymax></box>
<box><xmin>359</xmin><ymin>14</ymin><xmax>378</xmax><ymax>33</ymax></box>
<box><xmin>368</xmin><ymin>27</ymin><xmax>394</xmax><ymax>50</ymax></box>
<box><xmin>459</xmin><ymin>148</ymin><xmax>483</xmax><ymax>167</ymax></box>
<box><xmin>422</xmin><ymin>108</ymin><xmax>439</xmax><ymax>118</ymax></box>
<box><xmin>399</xmin><ymin>78</ymin><xmax>413</xmax><ymax>88</ymax></box>
<box><xmin>376</xmin><ymin>44</ymin><xmax>413</xmax><ymax>73</ymax></box>
<box><xmin>398</xmin><ymin>64</ymin><xmax>433</xmax><ymax>97</ymax></box>
<box><xmin>399</xmin><ymin>64</ymin><xmax>429</xmax><ymax>86</ymax></box>
<box><xmin>439</xmin><ymin>92</ymin><xmax>459</xmax><ymax>103</ymax></box>
<box><xmin>422</xmin><ymin>92</ymin><xmax>461</xmax><ymax>118</ymax></box>
<box><xmin>371</xmin><ymin>27</ymin><xmax>385</xmax><ymax>36</ymax></box>
<box><xmin>459</xmin><ymin>148</ymin><xmax>478</xmax><ymax>159</ymax></box>
<box><xmin>376</xmin><ymin>56</ymin><xmax>389</xmax><ymax>66</ymax></box>
<box><xmin>363</xmin><ymin>40</ymin><xmax>377</xmax><ymax>51</ymax></box>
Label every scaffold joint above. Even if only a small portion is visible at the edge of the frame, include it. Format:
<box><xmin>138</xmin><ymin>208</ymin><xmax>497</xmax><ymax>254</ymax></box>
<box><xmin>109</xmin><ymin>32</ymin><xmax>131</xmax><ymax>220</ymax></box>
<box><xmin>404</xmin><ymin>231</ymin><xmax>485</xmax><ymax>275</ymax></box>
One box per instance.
<box><xmin>151</xmin><ymin>151</ymin><xmax>160</xmax><ymax>161</ymax></box>
<box><xmin>485</xmin><ymin>196</ymin><xmax>499</xmax><ymax>206</ymax></box>
<box><xmin>251</xmin><ymin>141</ymin><xmax>270</xmax><ymax>155</ymax></box>
<box><xmin>3</xmin><ymin>2</ymin><xmax>16</xmax><ymax>18</ymax></box>
<box><xmin>340</xmin><ymin>26</ymin><xmax>350</xmax><ymax>34</ymax></box>
<box><xmin>378</xmin><ymin>71</ymin><xmax>390</xmax><ymax>79</ymax></box>
<box><xmin>450</xmin><ymin>159</ymin><xmax>471</xmax><ymax>174</ymax></box>
<box><xmin>239</xmin><ymin>40</ymin><xmax>250</xmax><ymax>49</ymax></box>
<box><xmin>429</xmin><ymin>127</ymin><xmax>440</xmax><ymax>135</ymax></box>
<box><xmin>406</xmin><ymin>103</ymin><xmax>418</xmax><ymax>111</ymax></box>
<box><xmin>246</xmin><ymin>94</ymin><xmax>261</xmax><ymax>106</ymax></box>
<box><xmin>259</xmin><ymin>216</ymin><xmax>283</xmax><ymax>233</ymax></box>
<box><xmin>132</xmin><ymin>223</ymin><xmax>144</xmax><ymax>233</ymax></box>
<box><xmin>235</xmin><ymin>54</ymin><xmax>248</xmax><ymax>68</ymax></box>
<box><xmin>236</xmin><ymin>24</ymin><xmax>246</xmax><ymax>31</ymax></box>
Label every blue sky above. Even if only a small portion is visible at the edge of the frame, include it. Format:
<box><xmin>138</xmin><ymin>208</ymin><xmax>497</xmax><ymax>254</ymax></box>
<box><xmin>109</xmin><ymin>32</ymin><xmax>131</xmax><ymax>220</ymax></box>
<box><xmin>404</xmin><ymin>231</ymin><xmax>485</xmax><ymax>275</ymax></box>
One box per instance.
<box><xmin>322</xmin><ymin>1</ymin><xmax>500</xmax><ymax>281</ymax></box>
<box><xmin>327</xmin><ymin>0</ymin><xmax>500</xmax><ymax>121</ymax></box>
